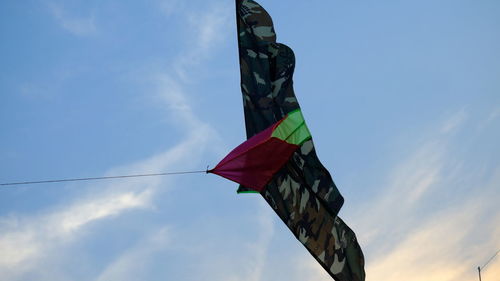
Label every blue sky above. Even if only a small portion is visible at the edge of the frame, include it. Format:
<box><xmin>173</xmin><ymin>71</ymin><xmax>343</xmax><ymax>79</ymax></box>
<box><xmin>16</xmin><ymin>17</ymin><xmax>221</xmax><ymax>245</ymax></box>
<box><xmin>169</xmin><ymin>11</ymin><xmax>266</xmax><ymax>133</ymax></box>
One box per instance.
<box><xmin>1</xmin><ymin>0</ymin><xmax>499</xmax><ymax>280</ymax></box>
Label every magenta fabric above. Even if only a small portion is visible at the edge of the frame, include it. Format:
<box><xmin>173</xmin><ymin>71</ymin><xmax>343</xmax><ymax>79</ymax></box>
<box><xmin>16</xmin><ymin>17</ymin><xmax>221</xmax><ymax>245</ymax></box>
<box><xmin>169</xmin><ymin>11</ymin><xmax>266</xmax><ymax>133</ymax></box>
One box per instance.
<box><xmin>209</xmin><ymin>124</ymin><xmax>298</xmax><ymax>192</ymax></box>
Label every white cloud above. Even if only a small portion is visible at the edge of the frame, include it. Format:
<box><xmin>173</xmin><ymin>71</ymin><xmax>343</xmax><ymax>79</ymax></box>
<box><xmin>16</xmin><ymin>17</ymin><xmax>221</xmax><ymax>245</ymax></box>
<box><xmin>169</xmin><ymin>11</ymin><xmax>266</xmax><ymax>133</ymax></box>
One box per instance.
<box><xmin>367</xmin><ymin>202</ymin><xmax>499</xmax><ymax>281</ymax></box>
<box><xmin>173</xmin><ymin>3</ymin><xmax>232</xmax><ymax>81</ymax></box>
<box><xmin>19</xmin><ymin>67</ymin><xmax>79</xmax><ymax>99</ymax></box>
<box><xmin>440</xmin><ymin>108</ymin><xmax>468</xmax><ymax>134</ymax></box>
<box><xmin>355</xmin><ymin>113</ymin><xmax>465</xmax><ymax>247</ymax></box>
<box><xmin>94</xmin><ymin>227</ymin><xmax>170</xmax><ymax>281</ymax></box>
<box><xmin>347</xmin><ymin>110</ymin><xmax>500</xmax><ymax>281</ymax></box>
<box><xmin>48</xmin><ymin>2</ymin><xmax>96</xmax><ymax>36</ymax></box>
<box><xmin>0</xmin><ymin>2</ymin><xmax>229</xmax><ymax>280</ymax></box>
<box><xmin>480</xmin><ymin>106</ymin><xmax>500</xmax><ymax>130</ymax></box>
<box><xmin>487</xmin><ymin>106</ymin><xmax>500</xmax><ymax>122</ymax></box>
<box><xmin>388</xmin><ymin>139</ymin><xmax>445</xmax><ymax>204</ymax></box>
<box><xmin>0</xmin><ymin>188</ymin><xmax>151</xmax><ymax>268</ymax></box>
<box><xmin>172</xmin><ymin>200</ymin><xmax>276</xmax><ymax>281</ymax></box>
<box><xmin>288</xmin><ymin>255</ymin><xmax>332</xmax><ymax>281</ymax></box>
<box><xmin>157</xmin><ymin>0</ymin><xmax>183</xmax><ymax>17</ymax></box>
<box><xmin>240</xmin><ymin>200</ymin><xmax>275</xmax><ymax>281</ymax></box>
<box><xmin>4</xmin><ymin>64</ymin><xmax>222</xmax><ymax>271</ymax></box>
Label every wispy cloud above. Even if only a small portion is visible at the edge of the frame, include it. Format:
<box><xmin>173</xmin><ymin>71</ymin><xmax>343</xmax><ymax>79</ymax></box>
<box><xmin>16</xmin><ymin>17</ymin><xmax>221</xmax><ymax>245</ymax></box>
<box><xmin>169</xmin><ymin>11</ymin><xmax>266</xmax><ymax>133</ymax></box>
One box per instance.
<box><xmin>0</xmin><ymin>2</ymin><xmax>231</xmax><ymax>280</ymax></box>
<box><xmin>366</xmin><ymin>173</ymin><xmax>500</xmax><ymax>281</ymax></box>
<box><xmin>19</xmin><ymin>67</ymin><xmax>79</xmax><ymax>99</ymax></box>
<box><xmin>487</xmin><ymin>107</ymin><xmax>500</xmax><ymax>122</ymax></box>
<box><xmin>348</xmin><ymin>110</ymin><xmax>500</xmax><ymax>281</ymax></box>
<box><xmin>94</xmin><ymin>227</ymin><xmax>170</xmax><ymax>281</ymax></box>
<box><xmin>366</xmin><ymin>185</ymin><xmax>499</xmax><ymax>281</ymax></box>
<box><xmin>0</xmin><ymin>187</ymin><xmax>152</xmax><ymax>267</ymax></box>
<box><xmin>289</xmin><ymin>109</ymin><xmax>500</xmax><ymax>281</ymax></box>
<box><xmin>355</xmin><ymin>112</ymin><xmax>466</xmax><ymax>247</ymax></box>
<box><xmin>440</xmin><ymin>108</ymin><xmax>468</xmax><ymax>134</ymax></box>
<box><xmin>48</xmin><ymin>2</ymin><xmax>96</xmax><ymax>36</ymax></box>
<box><xmin>173</xmin><ymin>3</ymin><xmax>232</xmax><ymax>81</ymax></box>
<box><xmin>157</xmin><ymin>0</ymin><xmax>183</xmax><ymax>17</ymax></box>
<box><xmin>1</xmin><ymin>71</ymin><xmax>223</xmax><ymax>276</ymax></box>
<box><xmin>238</xmin><ymin>201</ymin><xmax>275</xmax><ymax>281</ymax></box>
<box><xmin>0</xmin><ymin>124</ymin><xmax>215</xmax><ymax>279</ymax></box>
<box><xmin>167</xmin><ymin>200</ymin><xmax>275</xmax><ymax>281</ymax></box>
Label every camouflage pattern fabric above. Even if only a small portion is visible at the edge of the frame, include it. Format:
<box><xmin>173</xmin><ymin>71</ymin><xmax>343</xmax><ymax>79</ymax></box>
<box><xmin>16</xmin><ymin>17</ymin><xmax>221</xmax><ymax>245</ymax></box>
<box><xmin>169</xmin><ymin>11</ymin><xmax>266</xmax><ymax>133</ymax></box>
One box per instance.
<box><xmin>235</xmin><ymin>1</ymin><xmax>365</xmax><ymax>280</ymax></box>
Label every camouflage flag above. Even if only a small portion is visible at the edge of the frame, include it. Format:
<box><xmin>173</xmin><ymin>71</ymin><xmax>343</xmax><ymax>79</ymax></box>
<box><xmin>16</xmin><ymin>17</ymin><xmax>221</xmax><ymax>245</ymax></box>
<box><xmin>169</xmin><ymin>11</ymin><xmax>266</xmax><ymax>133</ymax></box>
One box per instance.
<box><xmin>234</xmin><ymin>1</ymin><xmax>365</xmax><ymax>280</ymax></box>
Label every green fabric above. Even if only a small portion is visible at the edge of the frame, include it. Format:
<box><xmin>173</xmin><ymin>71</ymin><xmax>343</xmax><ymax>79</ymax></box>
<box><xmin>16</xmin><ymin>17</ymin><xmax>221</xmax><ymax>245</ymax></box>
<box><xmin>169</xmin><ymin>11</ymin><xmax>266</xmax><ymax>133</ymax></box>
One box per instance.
<box><xmin>271</xmin><ymin>109</ymin><xmax>311</xmax><ymax>145</ymax></box>
<box><xmin>236</xmin><ymin>190</ymin><xmax>260</xmax><ymax>194</ymax></box>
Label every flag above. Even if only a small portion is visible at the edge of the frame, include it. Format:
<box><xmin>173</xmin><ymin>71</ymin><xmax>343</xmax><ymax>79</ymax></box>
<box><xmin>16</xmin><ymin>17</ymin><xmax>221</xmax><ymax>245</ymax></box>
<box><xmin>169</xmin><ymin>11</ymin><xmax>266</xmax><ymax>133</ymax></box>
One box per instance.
<box><xmin>211</xmin><ymin>1</ymin><xmax>366</xmax><ymax>280</ymax></box>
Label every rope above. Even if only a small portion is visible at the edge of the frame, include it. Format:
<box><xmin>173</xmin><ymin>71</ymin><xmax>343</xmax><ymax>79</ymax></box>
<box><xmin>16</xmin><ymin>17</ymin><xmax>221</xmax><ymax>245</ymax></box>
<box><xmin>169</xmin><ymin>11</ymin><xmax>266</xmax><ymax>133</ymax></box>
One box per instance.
<box><xmin>481</xmin><ymin>249</ymin><xmax>500</xmax><ymax>270</ymax></box>
<box><xmin>0</xmin><ymin>170</ymin><xmax>207</xmax><ymax>187</ymax></box>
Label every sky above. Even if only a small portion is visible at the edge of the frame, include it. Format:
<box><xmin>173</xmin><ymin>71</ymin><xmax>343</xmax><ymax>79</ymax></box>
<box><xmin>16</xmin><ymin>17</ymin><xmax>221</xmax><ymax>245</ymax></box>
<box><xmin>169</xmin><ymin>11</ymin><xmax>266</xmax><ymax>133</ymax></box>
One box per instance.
<box><xmin>0</xmin><ymin>0</ymin><xmax>499</xmax><ymax>280</ymax></box>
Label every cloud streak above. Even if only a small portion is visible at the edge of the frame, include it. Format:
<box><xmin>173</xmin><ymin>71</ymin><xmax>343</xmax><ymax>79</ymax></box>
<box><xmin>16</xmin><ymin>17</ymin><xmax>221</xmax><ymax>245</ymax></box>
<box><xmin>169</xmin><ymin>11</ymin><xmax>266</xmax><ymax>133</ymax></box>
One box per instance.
<box><xmin>0</xmin><ymin>2</ymin><xmax>231</xmax><ymax>280</ymax></box>
<box><xmin>94</xmin><ymin>227</ymin><xmax>170</xmax><ymax>281</ymax></box>
<box><xmin>278</xmin><ymin>110</ymin><xmax>499</xmax><ymax>281</ymax></box>
<box><xmin>0</xmin><ymin>187</ymin><xmax>152</xmax><ymax>267</ymax></box>
<box><xmin>173</xmin><ymin>3</ymin><xmax>232</xmax><ymax>81</ymax></box>
<box><xmin>350</xmin><ymin>110</ymin><xmax>500</xmax><ymax>281</ymax></box>
<box><xmin>48</xmin><ymin>2</ymin><xmax>97</xmax><ymax>36</ymax></box>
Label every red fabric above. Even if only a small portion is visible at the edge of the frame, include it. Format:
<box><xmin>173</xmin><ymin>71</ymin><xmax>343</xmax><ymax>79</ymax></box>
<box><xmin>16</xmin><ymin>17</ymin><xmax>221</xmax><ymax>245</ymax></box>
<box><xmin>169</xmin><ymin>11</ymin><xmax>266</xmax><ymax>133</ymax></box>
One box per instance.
<box><xmin>215</xmin><ymin>123</ymin><xmax>274</xmax><ymax>168</ymax></box>
<box><xmin>209</xmin><ymin>124</ymin><xmax>298</xmax><ymax>192</ymax></box>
